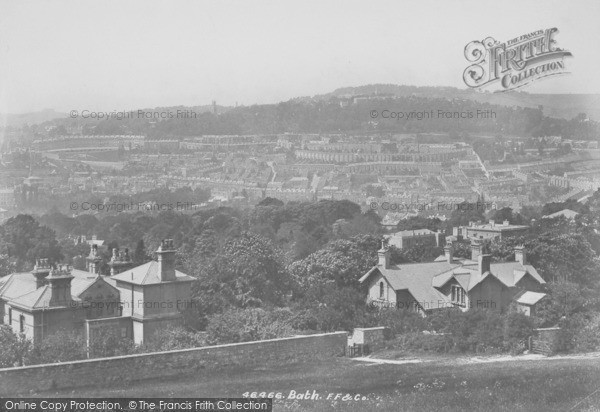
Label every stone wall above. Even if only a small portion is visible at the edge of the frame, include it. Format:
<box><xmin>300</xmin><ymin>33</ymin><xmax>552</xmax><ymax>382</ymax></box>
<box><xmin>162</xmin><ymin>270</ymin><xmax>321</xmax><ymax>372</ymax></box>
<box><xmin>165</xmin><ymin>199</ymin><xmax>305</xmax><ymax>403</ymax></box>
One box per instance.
<box><xmin>348</xmin><ymin>327</ymin><xmax>391</xmax><ymax>352</ymax></box>
<box><xmin>0</xmin><ymin>332</ymin><xmax>347</xmax><ymax>395</ymax></box>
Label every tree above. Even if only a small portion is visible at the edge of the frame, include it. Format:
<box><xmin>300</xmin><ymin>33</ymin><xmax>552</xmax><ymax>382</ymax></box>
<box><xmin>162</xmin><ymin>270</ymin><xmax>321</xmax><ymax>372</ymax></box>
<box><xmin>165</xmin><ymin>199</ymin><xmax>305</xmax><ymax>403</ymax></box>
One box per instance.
<box><xmin>288</xmin><ymin>235</ymin><xmax>380</xmax><ymax>292</ymax></box>
<box><xmin>0</xmin><ymin>215</ymin><xmax>63</xmax><ymax>270</ymax></box>
<box><xmin>192</xmin><ymin>232</ymin><xmax>294</xmax><ymax>310</ymax></box>
<box><xmin>133</xmin><ymin>239</ymin><xmax>150</xmax><ymax>264</ymax></box>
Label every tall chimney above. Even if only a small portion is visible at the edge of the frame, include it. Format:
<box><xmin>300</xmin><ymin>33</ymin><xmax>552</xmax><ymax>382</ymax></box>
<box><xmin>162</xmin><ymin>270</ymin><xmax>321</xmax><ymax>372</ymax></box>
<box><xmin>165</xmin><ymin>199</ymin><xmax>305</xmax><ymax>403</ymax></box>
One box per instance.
<box><xmin>478</xmin><ymin>254</ymin><xmax>491</xmax><ymax>275</ymax></box>
<box><xmin>489</xmin><ymin>220</ymin><xmax>495</xmax><ymax>227</ymax></box>
<box><xmin>46</xmin><ymin>266</ymin><xmax>74</xmax><ymax>306</ymax></box>
<box><xmin>378</xmin><ymin>240</ymin><xmax>390</xmax><ymax>269</ymax></box>
<box><xmin>86</xmin><ymin>244</ymin><xmax>102</xmax><ymax>274</ymax></box>
<box><xmin>157</xmin><ymin>239</ymin><xmax>176</xmax><ymax>281</ymax></box>
<box><xmin>444</xmin><ymin>244</ymin><xmax>454</xmax><ymax>263</ymax></box>
<box><xmin>514</xmin><ymin>245</ymin><xmax>527</xmax><ymax>265</ymax></box>
<box><xmin>32</xmin><ymin>258</ymin><xmax>51</xmax><ymax>288</ymax></box>
<box><xmin>470</xmin><ymin>239</ymin><xmax>483</xmax><ymax>261</ymax></box>
<box><xmin>108</xmin><ymin>247</ymin><xmax>134</xmax><ymax>276</ymax></box>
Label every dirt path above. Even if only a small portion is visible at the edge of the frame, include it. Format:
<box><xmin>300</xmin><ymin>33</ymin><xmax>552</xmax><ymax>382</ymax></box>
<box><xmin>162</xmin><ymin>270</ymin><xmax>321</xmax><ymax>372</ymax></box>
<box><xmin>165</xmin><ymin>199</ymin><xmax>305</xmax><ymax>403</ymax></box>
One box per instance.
<box><xmin>352</xmin><ymin>351</ymin><xmax>600</xmax><ymax>366</ymax></box>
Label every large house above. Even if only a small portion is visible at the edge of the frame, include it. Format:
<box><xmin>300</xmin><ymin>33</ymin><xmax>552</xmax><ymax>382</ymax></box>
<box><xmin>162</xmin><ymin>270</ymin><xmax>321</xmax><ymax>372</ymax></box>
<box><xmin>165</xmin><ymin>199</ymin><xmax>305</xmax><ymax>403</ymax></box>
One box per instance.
<box><xmin>0</xmin><ymin>239</ymin><xmax>194</xmax><ymax>345</ymax></box>
<box><xmin>384</xmin><ymin>229</ymin><xmax>445</xmax><ymax>250</ymax></box>
<box><xmin>452</xmin><ymin>220</ymin><xmax>529</xmax><ymax>241</ymax></box>
<box><xmin>360</xmin><ymin>240</ymin><xmax>546</xmax><ymax>315</ymax></box>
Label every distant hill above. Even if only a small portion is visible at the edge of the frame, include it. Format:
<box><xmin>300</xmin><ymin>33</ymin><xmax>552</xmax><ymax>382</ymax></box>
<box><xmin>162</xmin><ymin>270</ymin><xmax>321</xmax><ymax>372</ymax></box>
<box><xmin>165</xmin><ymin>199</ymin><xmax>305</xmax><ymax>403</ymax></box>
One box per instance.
<box><xmin>0</xmin><ymin>109</ymin><xmax>68</xmax><ymax>127</ymax></box>
<box><xmin>318</xmin><ymin>84</ymin><xmax>600</xmax><ymax>121</ymax></box>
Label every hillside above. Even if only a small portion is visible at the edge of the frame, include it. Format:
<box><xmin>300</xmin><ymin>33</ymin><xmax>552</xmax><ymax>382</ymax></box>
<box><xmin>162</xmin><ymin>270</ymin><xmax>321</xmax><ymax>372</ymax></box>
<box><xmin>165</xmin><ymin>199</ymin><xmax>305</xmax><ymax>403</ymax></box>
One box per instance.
<box><xmin>319</xmin><ymin>84</ymin><xmax>600</xmax><ymax>121</ymax></box>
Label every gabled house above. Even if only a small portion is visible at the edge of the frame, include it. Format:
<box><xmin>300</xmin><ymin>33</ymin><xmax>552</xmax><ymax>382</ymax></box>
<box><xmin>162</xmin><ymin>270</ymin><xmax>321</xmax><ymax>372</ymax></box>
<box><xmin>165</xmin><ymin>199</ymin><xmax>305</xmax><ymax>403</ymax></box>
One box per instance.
<box><xmin>0</xmin><ymin>239</ymin><xmax>195</xmax><ymax>345</ymax></box>
<box><xmin>360</xmin><ymin>241</ymin><xmax>546</xmax><ymax>315</ymax></box>
<box><xmin>0</xmin><ymin>258</ymin><xmax>119</xmax><ymax>342</ymax></box>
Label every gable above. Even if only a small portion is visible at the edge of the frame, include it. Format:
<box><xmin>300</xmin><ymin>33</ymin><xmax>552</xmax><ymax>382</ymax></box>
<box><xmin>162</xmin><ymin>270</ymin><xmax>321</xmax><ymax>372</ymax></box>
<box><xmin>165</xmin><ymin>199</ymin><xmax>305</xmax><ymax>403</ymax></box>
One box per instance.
<box><xmin>78</xmin><ymin>278</ymin><xmax>119</xmax><ymax>301</ymax></box>
<box><xmin>469</xmin><ymin>272</ymin><xmax>507</xmax><ymax>294</ymax></box>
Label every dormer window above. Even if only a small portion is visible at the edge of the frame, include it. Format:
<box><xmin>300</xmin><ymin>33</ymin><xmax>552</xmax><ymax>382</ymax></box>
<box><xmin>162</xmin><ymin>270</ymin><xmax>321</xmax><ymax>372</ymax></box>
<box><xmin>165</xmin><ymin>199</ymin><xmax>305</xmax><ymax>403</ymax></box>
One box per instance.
<box><xmin>451</xmin><ymin>285</ymin><xmax>465</xmax><ymax>306</ymax></box>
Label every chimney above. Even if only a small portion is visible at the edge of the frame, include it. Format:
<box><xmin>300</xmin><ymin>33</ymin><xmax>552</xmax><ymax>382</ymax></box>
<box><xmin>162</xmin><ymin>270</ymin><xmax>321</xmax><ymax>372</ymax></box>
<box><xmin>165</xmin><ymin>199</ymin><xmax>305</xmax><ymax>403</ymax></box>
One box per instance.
<box><xmin>503</xmin><ymin>220</ymin><xmax>510</xmax><ymax>226</ymax></box>
<box><xmin>514</xmin><ymin>245</ymin><xmax>527</xmax><ymax>265</ymax></box>
<box><xmin>108</xmin><ymin>247</ymin><xmax>134</xmax><ymax>276</ymax></box>
<box><xmin>435</xmin><ymin>230</ymin><xmax>444</xmax><ymax>247</ymax></box>
<box><xmin>46</xmin><ymin>266</ymin><xmax>74</xmax><ymax>306</ymax></box>
<box><xmin>378</xmin><ymin>240</ymin><xmax>390</xmax><ymax>269</ymax></box>
<box><xmin>489</xmin><ymin>219</ymin><xmax>495</xmax><ymax>227</ymax></box>
<box><xmin>86</xmin><ymin>244</ymin><xmax>102</xmax><ymax>274</ymax></box>
<box><xmin>157</xmin><ymin>239</ymin><xmax>177</xmax><ymax>281</ymax></box>
<box><xmin>32</xmin><ymin>258</ymin><xmax>51</xmax><ymax>288</ymax></box>
<box><xmin>478</xmin><ymin>254</ymin><xmax>491</xmax><ymax>275</ymax></box>
<box><xmin>470</xmin><ymin>239</ymin><xmax>483</xmax><ymax>261</ymax></box>
<box><xmin>444</xmin><ymin>244</ymin><xmax>454</xmax><ymax>263</ymax></box>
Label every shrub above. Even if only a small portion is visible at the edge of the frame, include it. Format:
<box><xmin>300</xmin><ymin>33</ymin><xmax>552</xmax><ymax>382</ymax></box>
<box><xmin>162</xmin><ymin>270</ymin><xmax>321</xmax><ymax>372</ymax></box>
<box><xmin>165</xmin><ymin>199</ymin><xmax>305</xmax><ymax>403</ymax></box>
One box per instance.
<box><xmin>571</xmin><ymin>313</ymin><xmax>600</xmax><ymax>353</ymax></box>
<box><xmin>503</xmin><ymin>311</ymin><xmax>535</xmax><ymax>350</ymax></box>
<box><xmin>88</xmin><ymin>329</ymin><xmax>138</xmax><ymax>358</ymax></box>
<box><xmin>0</xmin><ymin>326</ymin><xmax>30</xmax><ymax>367</ymax></box>
<box><xmin>26</xmin><ymin>330</ymin><xmax>87</xmax><ymax>365</ymax></box>
<box><xmin>143</xmin><ymin>327</ymin><xmax>207</xmax><ymax>352</ymax></box>
<box><xmin>206</xmin><ymin>308</ymin><xmax>294</xmax><ymax>345</ymax></box>
<box><xmin>394</xmin><ymin>332</ymin><xmax>453</xmax><ymax>353</ymax></box>
<box><xmin>366</xmin><ymin>308</ymin><xmax>428</xmax><ymax>336</ymax></box>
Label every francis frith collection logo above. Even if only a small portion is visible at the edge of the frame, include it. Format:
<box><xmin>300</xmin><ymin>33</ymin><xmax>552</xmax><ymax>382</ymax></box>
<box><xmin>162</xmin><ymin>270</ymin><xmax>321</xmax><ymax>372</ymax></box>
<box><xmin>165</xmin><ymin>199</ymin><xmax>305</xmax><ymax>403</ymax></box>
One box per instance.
<box><xmin>463</xmin><ymin>28</ymin><xmax>572</xmax><ymax>91</ymax></box>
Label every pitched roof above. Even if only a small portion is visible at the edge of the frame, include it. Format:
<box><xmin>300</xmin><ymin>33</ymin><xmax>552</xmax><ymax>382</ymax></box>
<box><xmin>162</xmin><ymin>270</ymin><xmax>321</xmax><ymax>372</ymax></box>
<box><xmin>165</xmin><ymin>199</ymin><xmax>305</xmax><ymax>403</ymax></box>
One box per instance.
<box><xmin>8</xmin><ymin>286</ymin><xmax>57</xmax><ymax>310</ymax></box>
<box><xmin>0</xmin><ymin>273</ymin><xmax>38</xmax><ymax>301</ymax></box>
<box><xmin>542</xmin><ymin>209</ymin><xmax>579</xmax><ymax>219</ymax></box>
<box><xmin>516</xmin><ymin>291</ymin><xmax>547</xmax><ymax>306</ymax></box>
<box><xmin>110</xmin><ymin>261</ymin><xmax>194</xmax><ymax>285</ymax></box>
<box><xmin>362</xmin><ymin>254</ymin><xmax>546</xmax><ymax>310</ymax></box>
<box><xmin>361</xmin><ymin>261</ymin><xmax>459</xmax><ymax>304</ymax></box>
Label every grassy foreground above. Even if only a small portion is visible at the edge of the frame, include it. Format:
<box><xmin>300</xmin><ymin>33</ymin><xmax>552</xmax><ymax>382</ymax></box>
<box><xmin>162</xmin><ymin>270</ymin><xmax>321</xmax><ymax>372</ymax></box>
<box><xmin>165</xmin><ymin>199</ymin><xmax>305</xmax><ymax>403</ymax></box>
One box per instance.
<box><xmin>49</xmin><ymin>355</ymin><xmax>600</xmax><ymax>411</ymax></box>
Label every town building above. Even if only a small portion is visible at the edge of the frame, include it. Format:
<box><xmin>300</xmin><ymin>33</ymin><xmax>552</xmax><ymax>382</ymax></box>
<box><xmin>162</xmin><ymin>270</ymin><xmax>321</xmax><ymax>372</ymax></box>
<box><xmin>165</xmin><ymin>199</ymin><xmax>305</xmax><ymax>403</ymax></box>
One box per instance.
<box><xmin>452</xmin><ymin>220</ymin><xmax>529</xmax><ymax>241</ymax></box>
<box><xmin>384</xmin><ymin>229</ymin><xmax>445</xmax><ymax>249</ymax></box>
<box><xmin>360</xmin><ymin>241</ymin><xmax>546</xmax><ymax>315</ymax></box>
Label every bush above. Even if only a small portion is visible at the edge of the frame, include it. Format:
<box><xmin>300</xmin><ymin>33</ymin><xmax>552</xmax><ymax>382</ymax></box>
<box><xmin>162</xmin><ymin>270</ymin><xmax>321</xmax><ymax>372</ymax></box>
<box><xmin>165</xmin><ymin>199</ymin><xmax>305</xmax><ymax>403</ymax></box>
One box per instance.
<box><xmin>394</xmin><ymin>332</ymin><xmax>453</xmax><ymax>353</ymax></box>
<box><xmin>206</xmin><ymin>308</ymin><xmax>294</xmax><ymax>345</ymax></box>
<box><xmin>366</xmin><ymin>308</ymin><xmax>428</xmax><ymax>336</ymax></box>
<box><xmin>571</xmin><ymin>313</ymin><xmax>600</xmax><ymax>353</ymax></box>
<box><xmin>143</xmin><ymin>327</ymin><xmax>207</xmax><ymax>352</ymax></box>
<box><xmin>88</xmin><ymin>329</ymin><xmax>138</xmax><ymax>358</ymax></box>
<box><xmin>0</xmin><ymin>326</ymin><xmax>30</xmax><ymax>367</ymax></box>
<box><xmin>503</xmin><ymin>311</ymin><xmax>535</xmax><ymax>352</ymax></box>
<box><xmin>26</xmin><ymin>330</ymin><xmax>87</xmax><ymax>365</ymax></box>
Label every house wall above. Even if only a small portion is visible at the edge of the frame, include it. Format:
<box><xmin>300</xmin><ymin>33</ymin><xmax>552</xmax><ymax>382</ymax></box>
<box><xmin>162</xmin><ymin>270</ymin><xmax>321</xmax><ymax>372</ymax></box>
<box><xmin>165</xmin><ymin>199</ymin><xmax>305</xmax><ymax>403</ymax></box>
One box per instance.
<box><xmin>437</xmin><ymin>278</ymin><xmax>464</xmax><ymax>309</ymax></box>
<box><xmin>468</xmin><ymin>276</ymin><xmax>511</xmax><ymax>310</ymax></box>
<box><xmin>0</xmin><ymin>332</ymin><xmax>348</xmax><ymax>395</ymax></box>
<box><xmin>79</xmin><ymin>280</ymin><xmax>120</xmax><ymax>320</ymax></box>
<box><xmin>366</xmin><ymin>271</ymin><xmax>396</xmax><ymax>307</ymax></box>
<box><xmin>140</xmin><ymin>282</ymin><xmax>192</xmax><ymax>318</ymax></box>
<box><xmin>515</xmin><ymin>274</ymin><xmax>543</xmax><ymax>294</ymax></box>
<box><xmin>395</xmin><ymin>289</ymin><xmax>422</xmax><ymax>312</ymax></box>
<box><xmin>6</xmin><ymin>306</ymin><xmax>86</xmax><ymax>342</ymax></box>
<box><xmin>115</xmin><ymin>282</ymin><xmax>144</xmax><ymax>317</ymax></box>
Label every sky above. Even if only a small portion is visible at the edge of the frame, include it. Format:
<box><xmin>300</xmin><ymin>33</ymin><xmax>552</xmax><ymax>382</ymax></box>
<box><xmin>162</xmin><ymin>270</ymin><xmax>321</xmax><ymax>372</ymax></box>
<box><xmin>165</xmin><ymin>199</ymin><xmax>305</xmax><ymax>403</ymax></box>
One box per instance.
<box><xmin>1</xmin><ymin>0</ymin><xmax>599</xmax><ymax>114</ymax></box>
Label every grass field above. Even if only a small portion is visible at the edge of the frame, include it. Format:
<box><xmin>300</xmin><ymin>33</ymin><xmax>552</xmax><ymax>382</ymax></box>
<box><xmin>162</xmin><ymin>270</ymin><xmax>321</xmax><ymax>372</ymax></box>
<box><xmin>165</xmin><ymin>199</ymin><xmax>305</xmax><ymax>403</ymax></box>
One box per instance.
<box><xmin>49</xmin><ymin>354</ymin><xmax>600</xmax><ymax>411</ymax></box>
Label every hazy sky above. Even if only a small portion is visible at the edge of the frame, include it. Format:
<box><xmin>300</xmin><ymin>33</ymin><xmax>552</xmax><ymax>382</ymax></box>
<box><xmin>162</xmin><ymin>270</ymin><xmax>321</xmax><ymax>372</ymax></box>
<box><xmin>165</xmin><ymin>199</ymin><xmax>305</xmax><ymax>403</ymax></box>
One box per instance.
<box><xmin>1</xmin><ymin>0</ymin><xmax>599</xmax><ymax>113</ymax></box>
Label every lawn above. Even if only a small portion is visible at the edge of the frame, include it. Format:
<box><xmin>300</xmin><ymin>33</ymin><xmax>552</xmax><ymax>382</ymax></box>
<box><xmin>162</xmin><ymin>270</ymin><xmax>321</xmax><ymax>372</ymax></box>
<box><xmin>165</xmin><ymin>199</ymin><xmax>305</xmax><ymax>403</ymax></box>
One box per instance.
<box><xmin>48</xmin><ymin>355</ymin><xmax>600</xmax><ymax>411</ymax></box>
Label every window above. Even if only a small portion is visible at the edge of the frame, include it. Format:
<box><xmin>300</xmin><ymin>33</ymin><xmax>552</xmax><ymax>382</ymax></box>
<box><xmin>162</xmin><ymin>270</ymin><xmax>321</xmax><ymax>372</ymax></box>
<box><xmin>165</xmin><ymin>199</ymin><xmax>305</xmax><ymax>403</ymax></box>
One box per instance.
<box><xmin>451</xmin><ymin>285</ymin><xmax>465</xmax><ymax>306</ymax></box>
<box><xmin>19</xmin><ymin>314</ymin><xmax>25</xmax><ymax>332</ymax></box>
<box><xmin>379</xmin><ymin>281</ymin><xmax>385</xmax><ymax>299</ymax></box>
<box><xmin>8</xmin><ymin>308</ymin><xmax>12</xmax><ymax>325</ymax></box>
